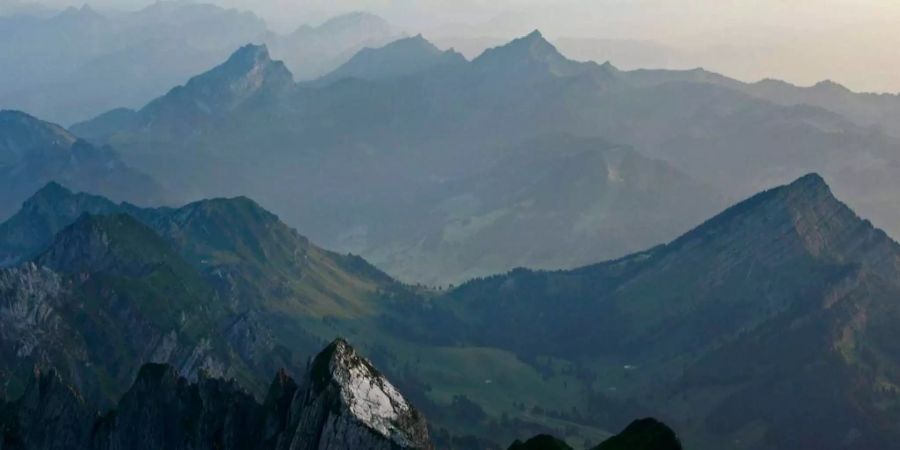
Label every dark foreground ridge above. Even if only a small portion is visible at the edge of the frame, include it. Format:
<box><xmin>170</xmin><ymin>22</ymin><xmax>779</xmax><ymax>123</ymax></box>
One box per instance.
<box><xmin>0</xmin><ymin>337</ymin><xmax>681</xmax><ymax>450</ymax></box>
<box><xmin>0</xmin><ymin>338</ymin><xmax>434</xmax><ymax>450</ymax></box>
<box><xmin>507</xmin><ymin>418</ymin><xmax>682</xmax><ymax>450</ymax></box>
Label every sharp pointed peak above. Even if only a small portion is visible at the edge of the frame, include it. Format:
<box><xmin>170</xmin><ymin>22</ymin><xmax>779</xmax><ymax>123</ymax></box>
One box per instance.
<box><xmin>32</xmin><ymin>181</ymin><xmax>74</xmax><ymax>198</ymax></box>
<box><xmin>665</xmin><ymin>172</ymin><xmax>882</xmax><ymax>261</ymax></box>
<box><xmin>304</xmin><ymin>338</ymin><xmax>431</xmax><ymax>448</ymax></box>
<box><xmin>227</xmin><ymin>43</ymin><xmax>272</xmax><ymax>64</ymax></box>
<box><xmin>308</xmin><ymin>338</ymin><xmax>380</xmax><ymax>394</ymax></box>
<box><xmin>160</xmin><ymin>41</ymin><xmax>293</xmax><ymax>114</ymax></box>
<box><xmin>512</xmin><ymin>29</ymin><xmax>553</xmax><ymax>47</ymax></box>
<box><xmin>473</xmin><ymin>28</ymin><xmax>586</xmax><ymax>77</ymax></box>
<box><xmin>525</xmin><ymin>29</ymin><xmax>544</xmax><ymax>39</ymax></box>
<box><xmin>775</xmin><ymin>173</ymin><xmax>834</xmax><ymax>201</ymax></box>
<box><xmin>786</xmin><ymin>172</ymin><xmax>828</xmax><ymax>189</ymax></box>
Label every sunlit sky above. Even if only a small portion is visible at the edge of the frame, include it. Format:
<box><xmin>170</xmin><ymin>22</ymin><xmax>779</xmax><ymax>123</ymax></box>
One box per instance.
<box><xmin>19</xmin><ymin>0</ymin><xmax>900</xmax><ymax>92</ymax></box>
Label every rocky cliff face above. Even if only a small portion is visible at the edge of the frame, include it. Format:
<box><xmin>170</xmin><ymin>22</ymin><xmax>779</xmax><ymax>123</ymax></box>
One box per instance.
<box><xmin>0</xmin><ymin>339</ymin><xmax>433</xmax><ymax>450</ymax></box>
<box><xmin>272</xmin><ymin>339</ymin><xmax>433</xmax><ymax>450</ymax></box>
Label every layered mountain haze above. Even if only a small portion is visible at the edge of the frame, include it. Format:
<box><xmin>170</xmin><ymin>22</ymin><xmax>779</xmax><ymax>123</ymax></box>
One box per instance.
<box><xmin>267</xmin><ymin>11</ymin><xmax>403</xmax><ymax>81</ymax></box>
<box><xmin>72</xmin><ymin>32</ymin><xmax>738</xmax><ymax>284</ymax></box>
<box><xmin>0</xmin><ymin>110</ymin><xmax>166</xmax><ymax>222</ymax></box>
<box><xmin>0</xmin><ymin>3</ymin><xmax>401</xmax><ymax>125</ymax></box>
<box><xmin>0</xmin><ymin>1</ymin><xmax>269</xmax><ymax>125</ymax></box>
<box><xmin>73</xmin><ymin>30</ymin><xmax>900</xmax><ymax>283</ymax></box>
<box><xmin>6</xmin><ymin>5</ymin><xmax>900</xmax><ymax>449</ymax></box>
<box><xmin>371</xmin><ymin>134</ymin><xmax>724</xmax><ymax>283</ymax></box>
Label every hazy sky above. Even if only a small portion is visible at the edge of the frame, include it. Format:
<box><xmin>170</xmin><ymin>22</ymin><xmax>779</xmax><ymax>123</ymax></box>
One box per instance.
<box><xmin>17</xmin><ymin>0</ymin><xmax>900</xmax><ymax>92</ymax></box>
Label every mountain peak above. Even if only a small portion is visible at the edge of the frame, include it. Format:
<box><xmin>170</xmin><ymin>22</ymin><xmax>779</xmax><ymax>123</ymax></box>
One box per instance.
<box><xmin>225</xmin><ymin>43</ymin><xmax>273</xmax><ymax>70</ymax></box>
<box><xmin>812</xmin><ymin>79</ymin><xmax>851</xmax><ymax>93</ymax></box>
<box><xmin>29</xmin><ymin>181</ymin><xmax>73</xmax><ymax>202</ymax></box>
<box><xmin>0</xmin><ymin>184</ymin><xmax>121</xmax><ymax>266</ymax></box>
<box><xmin>473</xmin><ymin>29</ymin><xmax>585</xmax><ymax>77</ymax></box>
<box><xmin>35</xmin><ymin>213</ymin><xmax>186</xmax><ymax>277</ymax></box>
<box><xmin>524</xmin><ymin>29</ymin><xmax>545</xmax><ymax>40</ymax></box>
<box><xmin>303</xmin><ymin>338</ymin><xmax>433</xmax><ymax>449</ymax></box>
<box><xmin>784</xmin><ymin>172</ymin><xmax>829</xmax><ymax>194</ymax></box>
<box><xmin>143</xmin><ymin>42</ymin><xmax>294</xmax><ymax>120</ymax></box>
<box><xmin>208</xmin><ymin>43</ymin><xmax>294</xmax><ymax>90</ymax></box>
<box><xmin>322</xmin><ymin>34</ymin><xmax>465</xmax><ymax>82</ymax></box>
<box><xmin>0</xmin><ymin>110</ymin><xmax>76</xmax><ymax>162</ymax></box>
<box><xmin>668</xmin><ymin>173</ymin><xmax>898</xmax><ymax>266</ymax></box>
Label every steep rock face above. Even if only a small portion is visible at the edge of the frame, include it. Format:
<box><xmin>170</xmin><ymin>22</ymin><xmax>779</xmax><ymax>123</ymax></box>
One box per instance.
<box><xmin>0</xmin><ymin>340</ymin><xmax>433</xmax><ymax>450</ymax></box>
<box><xmin>0</xmin><ymin>264</ymin><xmax>79</xmax><ymax>397</ymax></box>
<box><xmin>277</xmin><ymin>339</ymin><xmax>433</xmax><ymax>450</ymax></box>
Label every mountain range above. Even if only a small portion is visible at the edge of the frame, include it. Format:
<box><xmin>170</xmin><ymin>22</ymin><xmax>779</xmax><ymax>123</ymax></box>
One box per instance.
<box><xmin>0</xmin><ymin>3</ymin><xmax>400</xmax><ymax>125</ymax></box>
<box><xmin>70</xmin><ymin>30</ymin><xmax>900</xmax><ymax>285</ymax></box>
<box><xmin>5</xmin><ymin>12</ymin><xmax>900</xmax><ymax>450</ymax></box>
<box><xmin>2</xmin><ymin>173</ymin><xmax>900</xmax><ymax>449</ymax></box>
<box><xmin>0</xmin><ymin>110</ymin><xmax>165</xmax><ymax>223</ymax></box>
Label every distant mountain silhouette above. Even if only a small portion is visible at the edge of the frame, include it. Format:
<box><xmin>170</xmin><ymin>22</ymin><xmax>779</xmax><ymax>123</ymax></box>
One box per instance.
<box><xmin>0</xmin><ymin>110</ymin><xmax>166</xmax><ymax>222</ymax></box>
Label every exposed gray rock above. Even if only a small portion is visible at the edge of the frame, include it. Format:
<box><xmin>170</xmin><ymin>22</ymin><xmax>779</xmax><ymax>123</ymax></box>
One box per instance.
<box><xmin>276</xmin><ymin>339</ymin><xmax>433</xmax><ymax>450</ymax></box>
<box><xmin>0</xmin><ymin>339</ymin><xmax>434</xmax><ymax>450</ymax></box>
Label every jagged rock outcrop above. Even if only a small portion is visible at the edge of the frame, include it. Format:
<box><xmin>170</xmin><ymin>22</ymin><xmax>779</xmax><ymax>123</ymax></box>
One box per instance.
<box><xmin>272</xmin><ymin>339</ymin><xmax>433</xmax><ymax>450</ymax></box>
<box><xmin>0</xmin><ymin>339</ymin><xmax>433</xmax><ymax>450</ymax></box>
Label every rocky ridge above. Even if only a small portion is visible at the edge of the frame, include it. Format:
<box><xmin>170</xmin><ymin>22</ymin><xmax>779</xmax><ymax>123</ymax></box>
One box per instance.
<box><xmin>0</xmin><ymin>339</ymin><xmax>433</xmax><ymax>450</ymax></box>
